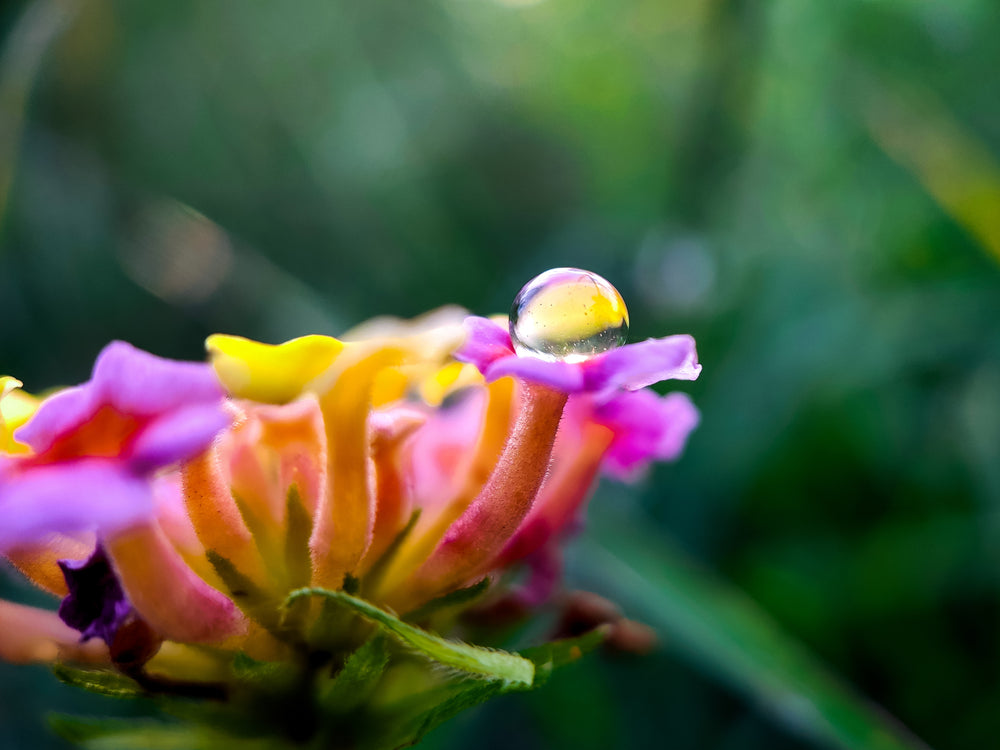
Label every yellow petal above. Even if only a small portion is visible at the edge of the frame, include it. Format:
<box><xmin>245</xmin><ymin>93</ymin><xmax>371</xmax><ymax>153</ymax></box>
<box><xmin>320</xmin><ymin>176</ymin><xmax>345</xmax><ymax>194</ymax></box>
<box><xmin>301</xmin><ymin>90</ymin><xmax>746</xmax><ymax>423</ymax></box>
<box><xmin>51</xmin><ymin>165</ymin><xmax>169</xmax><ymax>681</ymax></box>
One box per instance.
<box><xmin>309</xmin><ymin>345</ymin><xmax>406</xmax><ymax>589</ymax></box>
<box><xmin>418</xmin><ymin>361</ymin><xmax>484</xmax><ymax>407</ymax></box>
<box><xmin>206</xmin><ymin>334</ymin><xmax>345</xmax><ymax>404</ymax></box>
<box><xmin>1</xmin><ymin>377</ymin><xmax>37</xmax><ymax>454</ymax></box>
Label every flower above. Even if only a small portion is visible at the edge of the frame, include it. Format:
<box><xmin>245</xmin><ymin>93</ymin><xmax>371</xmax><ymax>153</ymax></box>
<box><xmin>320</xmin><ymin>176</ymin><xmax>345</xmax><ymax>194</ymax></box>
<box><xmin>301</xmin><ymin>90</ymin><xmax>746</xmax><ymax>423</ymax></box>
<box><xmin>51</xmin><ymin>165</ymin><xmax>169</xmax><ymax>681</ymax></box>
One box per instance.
<box><xmin>0</xmin><ymin>276</ymin><xmax>702</xmax><ymax>749</ymax></box>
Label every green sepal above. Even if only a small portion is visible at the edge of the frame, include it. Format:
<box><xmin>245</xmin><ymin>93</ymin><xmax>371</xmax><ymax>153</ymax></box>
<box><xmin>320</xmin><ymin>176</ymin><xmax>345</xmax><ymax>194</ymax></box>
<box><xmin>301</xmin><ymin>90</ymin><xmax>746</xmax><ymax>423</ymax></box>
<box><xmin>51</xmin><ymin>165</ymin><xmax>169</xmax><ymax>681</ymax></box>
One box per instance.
<box><xmin>205</xmin><ymin>550</ymin><xmax>282</xmax><ymax>635</ymax></box>
<box><xmin>230</xmin><ymin>651</ymin><xmax>296</xmax><ymax>688</ymax></box>
<box><xmin>285</xmin><ymin>588</ymin><xmax>535</xmax><ymax>687</ymax></box>
<box><xmin>283</xmin><ymin>484</ymin><xmax>314</xmax><ymax>590</ymax></box>
<box><xmin>359</xmin><ymin>509</ymin><xmax>421</xmax><ymax>597</ymax></box>
<box><xmin>51</xmin><ymin>663</ymin><xmax>144</xmax><ymax>699</ymax></box>
<box><xmin>403</xmin><ymin>577</ymin><xmax>490</xmax><ymax>624</ymax></box>
<box><xmin>320</xmin><ymin>632</ymin><xmax>390</xmax><ymax>713</ymax></box>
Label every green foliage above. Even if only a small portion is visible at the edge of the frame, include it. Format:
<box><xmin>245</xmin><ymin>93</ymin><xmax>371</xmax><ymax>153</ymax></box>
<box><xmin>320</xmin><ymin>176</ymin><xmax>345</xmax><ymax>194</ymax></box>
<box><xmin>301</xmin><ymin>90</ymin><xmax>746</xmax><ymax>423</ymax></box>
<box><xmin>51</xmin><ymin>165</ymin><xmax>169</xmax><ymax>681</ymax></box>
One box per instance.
<box><xmin>44</xmin><ymin>593</ymin><xmax>607</xmax><ymax>750</ymax></box>
<box><xmin>579</xmin><ymin>511</ymin><xmax>932</xmax><ymax>750</ymax></box>
<box><xmin>285</xmin><ymin>588</ymin><xmax>535</xmax><ymax>687</ymax></box>
<box><xmin>320</xmin><ymin>633</ymin><xmax>391</xmax><ymax>714</ymax></box>
<box><xmin>49</xmin><ymin>716</ymin><xmax>201</xmax><ymax>750</ymax></box>
<box><xmin>51</xmin><ymin>665</ymin><xmax>144</xmax><ymax>700</ymax></box>
<box><xmin>3</xmin><ymin>0</ymin><xmax>1000</xmax><ymax>748</ymax></box>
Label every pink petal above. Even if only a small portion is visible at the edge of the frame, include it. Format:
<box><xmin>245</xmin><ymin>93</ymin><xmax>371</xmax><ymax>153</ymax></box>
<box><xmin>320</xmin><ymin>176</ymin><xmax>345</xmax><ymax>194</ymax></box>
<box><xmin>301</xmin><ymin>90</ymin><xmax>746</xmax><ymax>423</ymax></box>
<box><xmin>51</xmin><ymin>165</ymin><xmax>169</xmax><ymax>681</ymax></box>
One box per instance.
<box><xmin>454</xmin><ymin>316</ymin><xmax>514</xmax><ymax>371</ymax></box>
<box><xmin>485</xmin><ymin>356</ymin><xmax>585</xmax><ymax>392</ymax></box>
<box><xmin>106</xmin><ymin>522</ymin><xmax>246</xmax><ymax>643</ymax></box>
<box><xmin>594</xmin><ymin>390</ymin><xmax>700</xmax><ymax>480</ymax></box>
<box><xmin>14</xmin><ymin>386</ymin><xmax>95</xmax><ymax>454</ymax></box>
<box><xmin>581</xmin><ymin>335</ymin><xmax>701</xmax><ymax>399</ymax></box>
<box><xmin>93</xmin><ymin>341</ymin><xmax>225</xmax><ymax>416</ymax></box>
<box><xmin>127</xmin><ymin>403</ymin><xmax>231</xmax><ymax>471</ymax></box>
<box><xmin>0</xmin><ymin>460</ymin><xmax>152</xmax><ymax>550</ymax></box>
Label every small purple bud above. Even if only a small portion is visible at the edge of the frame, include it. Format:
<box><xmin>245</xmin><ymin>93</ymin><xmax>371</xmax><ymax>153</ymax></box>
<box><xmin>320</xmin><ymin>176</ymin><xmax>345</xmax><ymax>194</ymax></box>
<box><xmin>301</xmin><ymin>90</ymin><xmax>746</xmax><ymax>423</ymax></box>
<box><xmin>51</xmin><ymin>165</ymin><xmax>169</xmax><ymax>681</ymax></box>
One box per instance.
<box><xmin>57</xmin><ymin>545</ymin><xmax>133</xmax><ymax>645</ymax></box>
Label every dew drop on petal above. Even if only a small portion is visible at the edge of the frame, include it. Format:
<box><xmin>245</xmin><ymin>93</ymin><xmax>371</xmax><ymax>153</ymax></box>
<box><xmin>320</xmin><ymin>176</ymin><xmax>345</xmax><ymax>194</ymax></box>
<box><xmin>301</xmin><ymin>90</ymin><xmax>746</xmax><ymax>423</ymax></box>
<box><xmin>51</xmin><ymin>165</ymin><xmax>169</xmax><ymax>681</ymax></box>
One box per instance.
<box><xmin>509</xmin><ymin>268</ymin><xmax>629</xmax><ymax>363</ymax></box>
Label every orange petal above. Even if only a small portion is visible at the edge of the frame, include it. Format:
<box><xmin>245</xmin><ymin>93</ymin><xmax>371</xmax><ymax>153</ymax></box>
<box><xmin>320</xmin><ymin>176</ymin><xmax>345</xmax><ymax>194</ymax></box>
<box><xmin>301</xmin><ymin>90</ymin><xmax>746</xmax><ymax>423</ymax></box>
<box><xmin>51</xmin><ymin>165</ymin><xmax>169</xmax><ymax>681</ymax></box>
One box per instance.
<box><xmin>3</xmin><ymin>533</ymin><xmax>95</xmax><ymax>597</ymax></box>
<box><xmin>181</xmin><ymin>434</ymin><xmax>271</xmax><ymax>591</ymax></box>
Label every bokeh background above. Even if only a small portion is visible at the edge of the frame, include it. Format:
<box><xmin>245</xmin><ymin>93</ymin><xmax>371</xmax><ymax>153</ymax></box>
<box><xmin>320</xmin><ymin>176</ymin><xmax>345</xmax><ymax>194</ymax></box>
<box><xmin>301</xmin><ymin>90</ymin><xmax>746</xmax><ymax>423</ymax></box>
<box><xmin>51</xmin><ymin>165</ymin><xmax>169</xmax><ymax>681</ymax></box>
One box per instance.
<box><xmin>2</xmin><ymin>1</ymin><xmax>1000</xmax><ymax>748</ymax></box>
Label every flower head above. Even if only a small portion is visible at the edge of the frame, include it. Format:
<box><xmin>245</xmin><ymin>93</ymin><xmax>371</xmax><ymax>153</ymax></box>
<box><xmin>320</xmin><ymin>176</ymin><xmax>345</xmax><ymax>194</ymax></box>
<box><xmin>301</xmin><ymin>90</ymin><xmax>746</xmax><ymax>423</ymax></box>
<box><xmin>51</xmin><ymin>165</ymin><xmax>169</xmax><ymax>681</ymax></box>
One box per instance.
<box><xmin>0</xmin><ymin>270</ymin><xmax>702</xmax><ymax>749</ymax></box>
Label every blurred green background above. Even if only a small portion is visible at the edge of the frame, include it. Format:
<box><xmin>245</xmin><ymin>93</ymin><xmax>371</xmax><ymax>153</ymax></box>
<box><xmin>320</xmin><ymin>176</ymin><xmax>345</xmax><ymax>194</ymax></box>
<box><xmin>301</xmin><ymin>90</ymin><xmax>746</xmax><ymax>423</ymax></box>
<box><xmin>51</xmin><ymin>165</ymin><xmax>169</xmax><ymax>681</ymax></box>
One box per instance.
<box><xmin>2</xmin><ymin>0</ymin><xmax>1000</xmax><ymax>748</ymax></box>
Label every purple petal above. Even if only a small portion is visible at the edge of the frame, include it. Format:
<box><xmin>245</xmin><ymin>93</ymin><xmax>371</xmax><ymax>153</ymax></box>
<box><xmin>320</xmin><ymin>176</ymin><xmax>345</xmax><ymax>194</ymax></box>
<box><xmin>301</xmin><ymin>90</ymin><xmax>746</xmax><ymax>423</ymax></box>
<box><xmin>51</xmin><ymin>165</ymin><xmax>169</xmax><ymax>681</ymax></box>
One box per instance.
<box><xmin>582</xmin><ymin>335</ymin><xmax>701</xmax><ymax>399</ymax></box>
<box><xmin>58</xmin><ymin>545</ymin><xmax>132</xmax><ymax>645</ymax></box>
<box><xmin>127</xmin><ymin>403</ymin><xmax>231</xmax><ymax>472</ymax></box>
<box><xmin>454</xmin><ymin>317</ymin><xmax>514</xmax><ymax>371</ymax></box>
<box><xmin>93</xmin><ymin>341</ymin><xmax>224</xmax><ymax>417</ymax></box>
<box><xmin>0</xmin><ymin>460</ymin><xmax>153</xmax><ymax>550</ymax></box>
<box><xmin>14</xmin><ymin>386</ymin><xmax>96</xmax><ymax>454</ymax></box>
<box><xmin>594</xmin><ymin>390</ymin><xmax>700</xmax><ymax>481</ymax></box>
<box><xmin>485</xmin><ymin>357</ymin><xmax>585</xmax><ymax>392</ymax></box>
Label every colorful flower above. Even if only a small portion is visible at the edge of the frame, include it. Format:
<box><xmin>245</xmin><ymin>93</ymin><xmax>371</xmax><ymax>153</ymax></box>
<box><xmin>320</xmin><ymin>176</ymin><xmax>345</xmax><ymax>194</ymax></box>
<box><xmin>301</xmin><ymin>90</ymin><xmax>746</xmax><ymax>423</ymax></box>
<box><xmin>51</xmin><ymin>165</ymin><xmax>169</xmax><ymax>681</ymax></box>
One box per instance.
<box><xmin>0</xmin><ymin>271</ymin><xmax>702</xmax><ymax>749</ymax></box>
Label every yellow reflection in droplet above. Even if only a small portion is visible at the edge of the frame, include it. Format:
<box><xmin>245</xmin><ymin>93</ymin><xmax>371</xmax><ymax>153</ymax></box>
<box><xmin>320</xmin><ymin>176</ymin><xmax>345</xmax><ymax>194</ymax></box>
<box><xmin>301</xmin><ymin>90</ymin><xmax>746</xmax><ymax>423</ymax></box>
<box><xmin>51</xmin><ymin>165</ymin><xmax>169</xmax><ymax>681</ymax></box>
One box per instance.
<box><xmin>509</xmin><ymin>268</ymin><xmax>629</xmax><ymax>363</ymax></box>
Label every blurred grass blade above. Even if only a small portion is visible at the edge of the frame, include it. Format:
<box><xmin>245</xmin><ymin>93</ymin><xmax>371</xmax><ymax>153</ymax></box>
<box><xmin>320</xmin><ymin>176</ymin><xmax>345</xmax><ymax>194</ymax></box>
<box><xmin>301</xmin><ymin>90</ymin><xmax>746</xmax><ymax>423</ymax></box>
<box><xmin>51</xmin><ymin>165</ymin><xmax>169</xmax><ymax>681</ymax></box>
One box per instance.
<box><xmin>579</xmin><ymin>511</ymin><xmax>933</xmax><ymax>750</ymax></box>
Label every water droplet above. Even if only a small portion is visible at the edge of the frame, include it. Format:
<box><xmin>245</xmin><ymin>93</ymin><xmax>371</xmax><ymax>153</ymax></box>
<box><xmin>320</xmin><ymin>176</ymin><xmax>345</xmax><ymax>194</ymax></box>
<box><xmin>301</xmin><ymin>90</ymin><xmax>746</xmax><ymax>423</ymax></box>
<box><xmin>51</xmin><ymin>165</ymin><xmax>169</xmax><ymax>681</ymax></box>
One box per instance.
<box><xmin>509</xmin><ymin>268</ymin><xmax>629</xmax><ymax>362</ymax></box>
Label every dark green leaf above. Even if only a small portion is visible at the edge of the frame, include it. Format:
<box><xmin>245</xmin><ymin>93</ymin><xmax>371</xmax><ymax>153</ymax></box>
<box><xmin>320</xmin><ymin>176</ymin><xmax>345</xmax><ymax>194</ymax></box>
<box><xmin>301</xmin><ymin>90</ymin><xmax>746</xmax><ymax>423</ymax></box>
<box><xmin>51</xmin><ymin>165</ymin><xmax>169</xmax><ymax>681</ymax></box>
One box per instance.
<box><xmin>321</xmin><ymin>632</ymin><xmax>390</xmax><ymax>712</ymax></box>
<box><xmin>403</xmin><ymin>680</ymin><xmax>505</xmax><ymax>748</ymax></box>
<box><xmin>49</xmin><ymin>715</ymin><xmax>197</xmax><ymax>749</ymax></box>
<box><xmin>518</xmin><ymin>626</ymin><xmax>609</xmax><ymax>688</ymax></box>
<box><xmin>52</xmin><ymin>663</ymin><xmax>143</xmax><ymax>699</ymax></box>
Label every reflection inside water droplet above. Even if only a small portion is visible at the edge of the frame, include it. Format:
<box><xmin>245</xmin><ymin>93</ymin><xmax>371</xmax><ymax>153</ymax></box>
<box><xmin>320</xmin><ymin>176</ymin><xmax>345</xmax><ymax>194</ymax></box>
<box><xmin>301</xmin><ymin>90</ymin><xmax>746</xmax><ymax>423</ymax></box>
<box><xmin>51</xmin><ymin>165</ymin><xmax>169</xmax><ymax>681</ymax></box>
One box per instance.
<box><xmin>509</xmin><ymin>268</ymin><xmax>629</xmax><ymax>363</ymax></box>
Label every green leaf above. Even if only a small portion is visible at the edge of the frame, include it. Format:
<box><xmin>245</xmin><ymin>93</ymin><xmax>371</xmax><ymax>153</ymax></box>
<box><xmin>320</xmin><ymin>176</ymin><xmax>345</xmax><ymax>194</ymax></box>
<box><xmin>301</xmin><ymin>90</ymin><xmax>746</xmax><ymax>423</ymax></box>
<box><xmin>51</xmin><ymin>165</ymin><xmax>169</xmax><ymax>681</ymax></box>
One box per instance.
<box><xmin>321</xmin><ymin>632</ymin><xmax>390</xmax><ymax>712</ymax></box>
<box><xmin>49</xmin><ymin>715</ymin><xmax>198</xmax><ymax>750</ymax></box>
<box><xmin>518</xmin><ymin>626</ymin><xmax>608</xmax><ymax>688</ymax></box>
<box><xmin>580</xmin><ymin>511</ymin><xmax>934</xmax><ymax>750</ymax></box>
<box><xmin>52</xmin><ymin>663</ymin><xmax>144</xmax><ymax>699</ymax></box>
<box><xmin>285</xmin><ymin>588</ymin><xmax>534</xmax><ymax>687</ymax></box>
<box><xmin>403</xmin><ymin>680</ymin><xmax>505</xmax><ymax>748</ymax></box>
<box><xmin>230</xmin><ymin>651</ymin><xmax>295</xmax><ymax>688</ymax></box>
<box><xmin>402</xmin><ymin>577</ymin><xmax>490</xmax><ymax>623</ymax></box>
